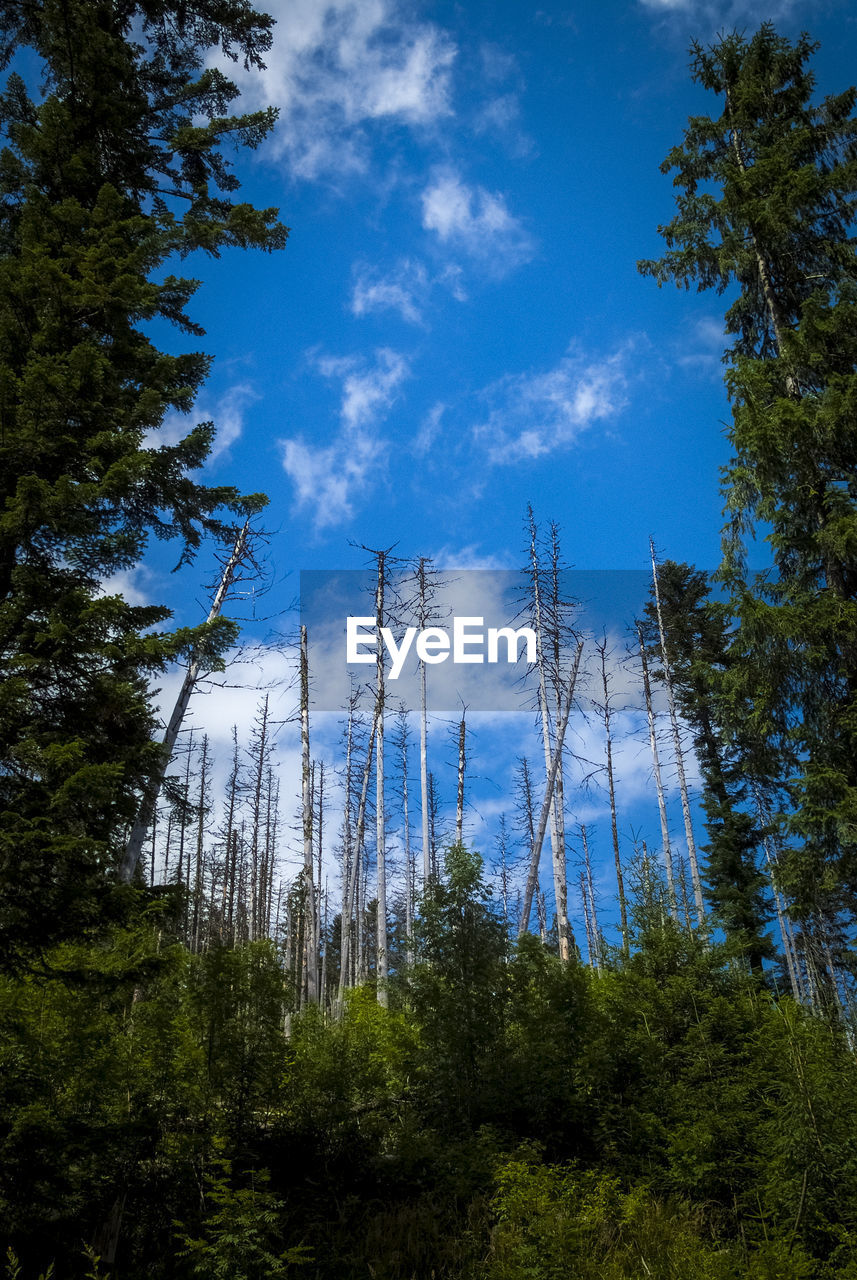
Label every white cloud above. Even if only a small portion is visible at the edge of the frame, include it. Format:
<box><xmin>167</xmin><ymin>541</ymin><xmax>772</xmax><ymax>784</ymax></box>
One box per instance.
<box><xmin>429</xmin><ymin>544</ymin><xmax>517</xmax><ymax>571</ymax></box>
<box><xmin>412</xmin><ymin>402</ymin><xmax>445</xmax><ymax>455</ymax></box>
<box><xmin>99</xmin><ymin>565</ymin><xmax>154</xmax><ymax>607</ymax></box>
<box><xmin>675</xmin><ymin>314</ymin><xmax>725</xmax><ymax>377</ymax></box>
<box><xmin>216</xmin><ymin>0</ymin><xmax>456</xmax><ymax>179</ymax></box>
<box><xmin>318</xmin><ymin>346</ymin><xmax>409</xmax><ymax>429</ymax></box>
<box><xmin>350</xmin><ymin>257</ymin><xmax>471</xmax><ymax>324</ymax></box>
<box><xmin>350</xmin><ymin>258</ymin><xmax>428</xmax><ymax>324</ymax></box>
<box><xmin>281</xmin><ymin>348</ymin><xmax>409</xmax><ymax>528</ymax></box>
<box><xmin>474</xmin><ymin>344</ymin><xmax>630</xmax><ymax>464</ymax></box>
<box><xmin>281</xmin><ymin>429</ymin><xmax>387</xmax><ymax>530</ymax></box>
<box><xmin>206</xmin><ymin>384</ymin><xmax>258</xmax><ymax>461</ymax></box>
<box><xmin>639</xmin><ymin>0</ymin><xmax>797</xmax><ymax>21</ymax></box>
<box><xmin>421</xmin><ymin>168</ymin><xmax>533</xmax><ymax>268</ymax></box>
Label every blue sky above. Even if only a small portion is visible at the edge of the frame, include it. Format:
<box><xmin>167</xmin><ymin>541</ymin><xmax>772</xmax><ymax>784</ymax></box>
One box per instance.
<box><xmin>134</xmin><ymin>0</ymin><xmax>855</xmax><ymax>945</ymax></box>
<box><xmin>146</xmin><ymin>0</ymin><xmax>854</xmax><ymax>592</ymax></box>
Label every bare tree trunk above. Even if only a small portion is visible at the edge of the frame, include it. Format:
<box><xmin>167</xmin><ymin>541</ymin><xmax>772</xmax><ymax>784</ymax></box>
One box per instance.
<box><xmin>150</xmin><ymin>808</ymin><xmax>157</xmax><ymax>888</ymax></box>
<box><xmin>373</xmin><ymin>554</ymin><xmax>389</xmax><ymax>1008</ymax></box>
<box><xmin>581</xmin><ymin>824</ymin><xmax>602</xmax><ymax>973</ymax></box>
<box><xmin>547</xmin><ymin>520</ymin><xmax>574</xmax><ymax>959</ymax></box>
<box><xmin>637</xmin><ymin>623</ymin><xmax>679</xmax><ymax>922</ymax></box>
<box><xmin>177</xmin><ymin>731</ymin><xmax>194</xmax><ymax>938</ymax></box>
<box><xmin>319</xmin><ymin>880</ymin><xmax>329</xmax><ymax>1011</ymax></box>
<box><xmin>536</xmin><ymin>889</ymin><xmax>547</xmax><ymax>943</ymax></box>
<box><xmin>650</xmin><ymin>539</ymin><xmax>705</xmax><ymax>932</ymax></box>
<box><xmin>300</xmin><ymin>628</ymin><xmax>317</xmax><ymax>1001</ymax></box>
<box><xmin>519</xmin><ymin>643</ymin><xmax>583</xmax><ymax>936</ymax></box>
<box><xmin>315</xmin><ymin>762</ymin><xmax>325</xmax><ymax>996</ymax></box>
<box><xmin>455</xmin><ymin>712</ymin><xmax>466</xmax><ymax>846</ymax></box>
<box><xmin>580</xmin><ymin>871</ymin><xmax>594</xmax><ymax>969</ymax></box>
<box><xmin>396</xmin><ymin>709</ymin><xmax>415</xmax><ymax>970</ymax></box>
<box><xmin>496</xmin><ymin>814</ymin><xmax>511</xmax><ymax>936</ymax></box>
<box><xmin>528</xmin><ymin>508</ymin><xmax>571</xmax><ymax>962</ymax></box>
<box><xmin>227</xmin><ymin>828</ymin><xmax>238</xmax><ymax>945</ymax></box>
<box><xmin>219</xmin><ymin>727</ymin><xmax>241</xmax><ymax>940</ymax></box>
<box><xmin>595</xmin><ymin>637</ymin><xmax>629</xmax><ymax>956</ymax></box>
<box><xmin>249</xmin><ymin>696</ymin><xmax>271</xmax><ymax>945</ymax></box>
<box><xmin>416</xmin><ymin>559</ymin><xmax>433</xmax><ymax>887</ymax></box>
<box><xmin>676</xmin><ymin>851</ymin><xmax>692</xmax><ymax>931</ymax></box>
<box><xmin>427</xmin><ymin>771</ymin><xmax>438</xmax><ymax>878</ymax></box>
<box><xmin>163</xmin><ymin>810</ymin><xmax>173</xmax><ymax>886</ymax></box>
<box><xmin>266</xmin><ymin>776</ymin><xmax>280</xmax><ymax>939</ymax></box>
<box><xmin>755</xmin><ymin>788</ymin><xmax>802</xmax><ymax>1002</ymax></box>
<box><xmin>121</xmin><ymin>520</ymin><xmax>251</xmax><ymax>882</ymax></box>
<box><xmin>338</xmin><ymin>713</ymin><xmax>377</xmax><ymax>1009</ymax></box>
<box><xmin>191</xmin><ymin>734</ymin><xmax>209</xmax><ymax>952</ymax></box>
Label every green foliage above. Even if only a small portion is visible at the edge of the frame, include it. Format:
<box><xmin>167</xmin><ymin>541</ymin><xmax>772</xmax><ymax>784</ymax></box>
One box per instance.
<box><xmin>486</xmin><ymin>1150</ymin><xmax>825</xmax><ymax>1280</ymax></box>
<box><xmin>0</xmin><ymin>0</ymin><xmax>286</xmax><ymax>964</ymax></box>
<box><xmin>175</xmin><ymin>1158</ymin><xmax>311</xmax><ymax>1280</ymax></box>
<box><xmin>641</xmin><ymin>561</ymin><xmax>774</xmax><ymax>970</ymax></box>
<box><xmin>639</xmin><ymin>23</ymin><xmax>857</xmax><ymax>940</ymax></box>
<box><xmin>409</xmin><ymin>845</ymin><xmax>509</xmax><ymax>1129</ymax></box>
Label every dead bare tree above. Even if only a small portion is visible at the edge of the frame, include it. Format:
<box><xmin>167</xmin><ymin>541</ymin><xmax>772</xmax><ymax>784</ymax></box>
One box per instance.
<box><xmin>519</xmin><ymin>642</ymin><xmax>584</xmax><ymax>937</ymax></box>
<box><xmin>636</xmin><ymin>622</ymin><xmax>679</xmax><ymax>923</ymax></box>
<box><xmin>121</xmin><ymin>520</ymin><xmax>261</xmax><ymax>883</ymax></box>
<box><xmin>593</xmin><ymin>635</ymin><xmax>629</xmax><ymax>956</ymax></box>
<box><xmin>649</xmin><ymin>539</ymin><xmax>705</xmax><ymax>931</ymax></box>
<box><xmin>526</xmin><ymin>508</ymin><xmax>572</xmax><ymax>962</ymax></box>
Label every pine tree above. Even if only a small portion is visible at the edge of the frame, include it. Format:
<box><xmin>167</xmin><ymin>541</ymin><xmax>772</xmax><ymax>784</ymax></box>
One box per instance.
<box><xmin>0</xmin><ymin>0</ymin><xmax>286</xmax><ymax>963</ymax></box>
<box><xmin>641</xmin><ymin>560</ymin><xmax>773</xmax><ymax>970</ymax></box>
<box><xmin>639</xmin><ymin>24</ymin><xmax>857</xmax><ymax>937</ymax></box>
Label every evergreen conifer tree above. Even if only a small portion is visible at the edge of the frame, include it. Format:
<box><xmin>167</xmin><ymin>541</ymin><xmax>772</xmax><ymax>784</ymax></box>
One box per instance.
<box><xmin>639</xmin><ymin>24</ymin><xmax>857</xmax><ymax>940</ymax></box>
<box><xmin>0</xmin><ymin>0</ymin><xmax>287</xmax><ymax>964</ymax></box>
<box><xmin>641</xmin><ymin>561</ymin><xmax>773</xmax><ymax>970</ymax></box>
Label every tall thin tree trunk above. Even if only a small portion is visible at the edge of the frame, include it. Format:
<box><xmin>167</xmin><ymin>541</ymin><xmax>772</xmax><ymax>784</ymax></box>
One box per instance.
<box><xmin>528</xmin><ymin>508</ymin><xmax>571</xmax><ymax>962</ymax></box>
<box><xmin>455</xmin><ymin>712</ymin><xmax>466</xmax><ymax>846</ymax></box>
<box><xmin>548</xmin><ymin>520</ymin><xmax>573</xmax><ymax>959</ymax></box>
<box><xmin>596</xmin><ymin>638</ymin><xmax>629</xmax><ymax>956</ymax></box>
<box><xmin>417</xmin><ymin>559</ymin><xmax>432</xmax><ymax>887</ymax></box>
<box><xmin>637</xmin><ymin>622</ymin><xmax>679</xmax><ymax>921</ymax></box>
<box><xmin>650</xmin><ymin>539</ymin><xmax>705</xmax><ymax>931</ymax></box>
<box><xmin>581</xmin><ymin>823</ymin><xmax>602</xmax><ymax>973</ymax></box>
<box><xmin>580</xmin><ymin>871</ymin><xmax>594</xmax><ymax>969</ymax></box>
<box><xmin>300</xmin><ymin>628</ymin><xmax>317</xmax><ymax>1001</ymax></box>
<box><xmin>427</xmin><ymin>771</ymin><xmax>438</xmax><ymax>878</ymax></box>
<box><xmin>398</xmin><ymin>710</ymin><xmax>415</xmax><ymax>970</ymax></box>
<box><xmin>218</xmin><ymin>727</ymin><xmax>241</xmax><ymax>939</ymax></box>
<box><xmin>316</xmin><ymin>762</ymin><xmax>325</xmax><ymax>996</ymax></box>
<box><xmin>249</xmin><ymin>696</ymin><xmax>270</xmax><ymax>945</ymax></box>
<box><xmin>338</xmin><ymin>714</ymin><xmax>377</xmax><ymax>1009</ymax></box>
<box><xmin>191</xmin><ymin>735</ymin><xmax>209</xmax><ymax>952</ymax></box>
<box><xmin>121</xmin><ymin>520</ymin><xmax>251</xmax><ymax>881</ymax></box>
<box><xmin>374</xmin><ymin>554</ymin><xmax>389</xmax><ymax>1008</ymax></box>
<box><xmin>519</xmin><ymin>642</ymin><xmax>583</xmax><ymax>936</ymax></box>
<box><xmin>177</xmin><ymin>731</ymin><xmax>194</xmax><ymax>937</ymax></box>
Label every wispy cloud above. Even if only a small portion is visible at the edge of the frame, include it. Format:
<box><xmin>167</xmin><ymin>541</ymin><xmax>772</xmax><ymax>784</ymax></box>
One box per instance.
<box><xmin>412</xmin><ymin>402</ymin><xmax>445</xmax><ymax>456</ymax></box>
<box><xmin>349</xmin><ymin>256</ymin><xmax>469</xmax><ymax>324</ymax></box>
<box><xmin>281</xmin><ymin>430</ymin><xmax>387</xmax><ymax>531</ymax></box>
<box><xmin>318</xmin><ymin>347</ymin><xmax>409</xmax><ymax>429</ymax></box>
<box><xmin>473</xmin><ymin>344</ymin><xmax>630</xmax><ymax>464</ymax></box>
<box><xmin>220</xmin><ymin>0</ymin><xmax>456</xmax><ymax>179</ymax></box>
<box><xmin>350</xmin><ymin>258</ymin><xmax>428</xmax><ymax>324</ymax></box>
<box><xmin>206</xmin><ymin>384</ymin><xmax>259</xmax><ymax>461</ymax></box>
<box><xmin>421</xmin><ymin>168</ymin><xmax>534</xmax><ymax>269</ymax></box>
<box><xmin>281</xmin><ymin>348</ymin><xmax>409</xmax><ymax>528</ymax></box>
<box><xmin>674</xmin><ymin>315</ymin><xmax>725</xmax><ymax>378</ymax></box>
<box><xmin>638</xmin><ymin>0</ymin><xmax>798</xmax><ymax>23</ymax></box>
